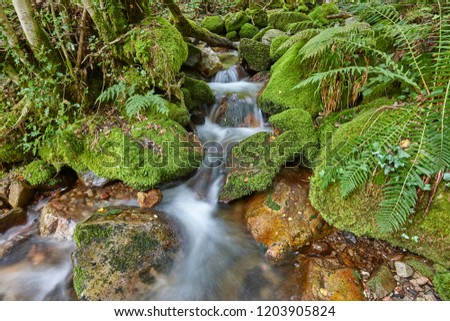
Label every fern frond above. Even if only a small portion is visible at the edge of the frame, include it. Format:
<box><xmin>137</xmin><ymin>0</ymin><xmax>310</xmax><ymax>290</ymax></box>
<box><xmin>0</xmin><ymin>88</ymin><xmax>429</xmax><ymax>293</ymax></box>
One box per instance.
<box><xmin>276</xmin><ymin>29</ymin><xmax>321</xmax><ymax>56</ymax></box>
<box><xmin>125</xmin><ymin>90</ymin><xmax>169</xmax><ymax>118</ymax></box>
<box><xmin>286</xmin><ymin>20</ymin><xmax>321</xmax><ymax>35</ymax></box>
<box><xmin>95</xmin><ymin>82</ymin><xmax>128</xmax><ymax>105</ymax></box>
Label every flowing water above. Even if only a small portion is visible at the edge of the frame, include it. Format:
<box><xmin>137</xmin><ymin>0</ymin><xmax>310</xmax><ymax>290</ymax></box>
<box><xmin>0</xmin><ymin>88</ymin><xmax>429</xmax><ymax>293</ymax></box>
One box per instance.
<box><xmin>0</xmin><ymin>62</ymin><xmax>282</xmax><ymax>301</ymax></box>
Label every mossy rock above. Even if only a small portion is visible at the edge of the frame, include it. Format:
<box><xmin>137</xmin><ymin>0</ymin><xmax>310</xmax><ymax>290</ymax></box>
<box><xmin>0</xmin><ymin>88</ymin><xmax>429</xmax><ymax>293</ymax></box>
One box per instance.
<box><xmin>308</xmin><ymin>3</ymin><xmax>340</xmax><ymax>25</ymax></box>
<box><xmin>269</xmin><ymin>35</ymin><xmax>290</xmax><ymax>61</ymax></box>
<box><xmin>245</xmin><ymin>8</ymin><xmax>268</xmax><ymax>28</ymax></box>
<box><xmin>220</xmin><ymin>112</ymin><xmax>318</xmax><ymax>202</ymax></box>
<box><xmin>201</xmin><ymin>16</ymin><xmax>225</xmax><ymax>35</ymax></box>
<box><xmin>72</xmin><ymin>207</ymin><xmax>180</xmax><ymax>300</ymax></box>
<box><xmin>40</xmin><ymin>117</ymin><xmax>202</xmax><ymax>191</ymax></box>
<box><xmin>123</xmin><ymin>18</ymin><xmax>188</xmax><ymax>91</ymax></box>
<box><xmin>310</xmin><ymin>105</ymin><xmax>450</xmax><ymax>268</ymax></box>
<box><xmin>252</xmin><ymin>26</ymin><xmax>272</xmax><ymax>42</ymax></box>
<box><xmin>224</xmin><ymin>11</ymin><xmax>251</xmax><ymax>32</ymax></box>
<box><xmin>226</xmin><ymin>31</ymin><xmax>239</xmax><ymax>41</ymax></box>
<box><xmin>239</xmin><ymin>38</ymin><xmax>271</xmax><ymax>72</ymax></box>
<box><xmin>0</xmin><ymin>132</ymin><xmax>28</xmax><ymax>164</ymax></box>
<box><xmin>258</xmin><ymin>41</ymin><xmax>322</xmax><ymax>116</ymax></box>
<box><xmin>22</xmin><ymin>160</ymin><xmax>58</xmax><ymax>187</ymax></box>
<box><xmin>239</xmin><ymin>23</ymin><xmax>260</xmax><ymax>39</ymax></box>
<box><xmin>267</xmin><ymin>11</ymin><xmax>310</xmax><ymax>32</ymax></box>
<box><xmin>434</xmin><ymin>272</ymin><xmax>450</xmax><ymax>301</ymax></box>
<box><xmin>248</xmin><ymin>0</ymin><xmax>284</xmax><ymax>10</ymax></box>
<box><xmin>181</xmin><ymin>77</ymin><xmax>215</xmax><ymax>111</ymax></box>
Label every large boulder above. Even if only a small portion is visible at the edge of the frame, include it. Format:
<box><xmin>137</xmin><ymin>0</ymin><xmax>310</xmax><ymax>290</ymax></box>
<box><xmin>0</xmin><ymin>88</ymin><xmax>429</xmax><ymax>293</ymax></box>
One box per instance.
<box><xmin>39</xmin><ymin>117</ymin><xmax>202</xmax><ymax>191</ymax></box>
<box><xmin>244</xmin><ymin>168</ymin><xmax>331</xmax><ymax>261</ymax></box>
<box><xmin>258</xmin><ymin>41</ymin><xmax>322</xmax><ymax>116</ymax></box>
<box><xmin>239</xmin><ymin>23</ymin><xmax>260</xmax><ymax>39</ymax></box>
<box><xmin>181</xmin><ymin>77</ymin><xmax>215</xmax><ymax>111</ymax></box>
<box><xmin>239</xmin><ymin>39</ymin><xmax>271</xmax><ymax>72</ymax></box>
<box><xmin>224</xmin><ymin>11</ymin><xmax>251</xmax><ymax>32</ymax></box>
<box><xmin>124</xmin><ymin>18</ymin><xmax>188</xmax><ymax>91</ymax></box>
<box><xmin>201</xmin><ymin>16</ymin><xmax>225</xmax><ymax>34</ymax></box>
<box><xmin>245</xmin><ymin>8</ymin><xmax>268</xmax><ymax>28</ymax></box>
<box><xmin>267</xmin><ymin>12</ymin><xmax>310</xmax><ymax>32</ymax></box>
<box><xmin>72</xmin><ymin>207</ymin><xmax>180</xmax><ymax>300</ymax></box>
<box><xmin>261</xmin><ymin>29</ymin><xmax>287</xmax><ymax>46</ymax></box>
<box><xmin>310</xmin><ymin>105</ymin><xmax>450</xmax><ymax>269</ymax></box>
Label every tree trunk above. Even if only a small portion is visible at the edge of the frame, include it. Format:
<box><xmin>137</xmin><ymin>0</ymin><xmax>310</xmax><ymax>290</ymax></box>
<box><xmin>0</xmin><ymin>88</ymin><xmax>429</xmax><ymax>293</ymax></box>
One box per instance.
<box><xmin>80</xmin><ymin>0</ymin><xmax>116</xmax><ymax>42</ymax></box>
<box><xmin>162</xmin><ymin>0</ymin><xmax>237</xmax><ymax>50</ymax></box>
<box><xmin>11</xmin><ymin>0</ymin><xmax>63</xmax><ymax>71</ymax></box>
<box><xmin>0</xmin><ymin>5</ymin><xmax>28</xmax><ymax>65</ymax></box>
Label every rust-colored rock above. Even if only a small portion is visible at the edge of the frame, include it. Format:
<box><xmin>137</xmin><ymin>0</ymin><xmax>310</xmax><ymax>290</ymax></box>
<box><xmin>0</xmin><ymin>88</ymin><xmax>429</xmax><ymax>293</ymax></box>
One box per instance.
<box><xmin>137</xmin><ymin>189</ymin><xmax>163</xmax><ymax>209</ymax></box>
<box><xmin>244</xmin><ymin>168</ymin><xmax>331</xmax><ymax>262</ymax></box>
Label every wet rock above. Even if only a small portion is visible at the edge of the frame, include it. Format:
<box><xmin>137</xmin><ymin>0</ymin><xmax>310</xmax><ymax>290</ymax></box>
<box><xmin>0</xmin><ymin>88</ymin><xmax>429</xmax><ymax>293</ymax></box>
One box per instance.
<box><xmin>261</xmin><ymin>29</ymin><xmax>287</xmax><ymax>46</ymax></box>
<box><xmin>39</xmin><ymin>202</ymin><xmax>80</xmax><ymax>240</ymax></box>
<box><xmin>0</xmin><ymin>194</ymin><xmax>11</xmax><ymax>209</ymax></box>
<box><xmin>244</xmin><ymin>168</ymin><xmax>331</xmax><ymax>262</ymax></box>
<box><xmin>0</xmin><ymin>178</ymin><xmax>10</xmax><ymax>201</ymax></box>
<box><xmin>0</xmin><ymin>207</ymin><xmax>27</xmax><ymax>233</ymax></box>
<box><xmin>367</xmin><ymin>265</ymin><xmax>397</xmax><ymax>299</ymax></box>
<box><xmin>78</xmin><ymin>171</ymin><xmax>110</xmax><ymax>188</ymax></box>
<box><xmin>299</xmin><ymin>258</ymin><xmax>365</xmax><ymax>301</ymax></box>
<box><xmin>250</xmin><ymin>71</ymin><xmax>271</xmax><ymax>83</ymax></box>
<box><xmin>190</xmin><ymin>111</ymin><xmax>206</xmax><ymax>125</ymax></box>
<box><xmin>185</xmin><ymin>43</ymin><xmax>202</xmax><ymax>67</ymax></box>
<box><xmin>395</xmin><ymin>261</ymin><xmax>414</xmax><ymax>278</ymax></box>
<box><xmin>72</xmin><ymin>207</ymin><xmax>180</xmax><ymax>300</ymax></box>
<box><xmin>197</xmin><ymin>47</ymin><xmax>223</xmax><ymax>78</ymax></box>
<box><xmin>137</xmin><ymin>190</ymin><xmax>163</xmax><ymax>209</ymax></box>
<box><xmin>309</xmin><ymin>241</ymin><xmax>333</xmax><ymax>256</ymax></box>
<box><xmin>8</xmin><ymin>180</ymin><xmax>35</xmax><ymax>209</ymax></box>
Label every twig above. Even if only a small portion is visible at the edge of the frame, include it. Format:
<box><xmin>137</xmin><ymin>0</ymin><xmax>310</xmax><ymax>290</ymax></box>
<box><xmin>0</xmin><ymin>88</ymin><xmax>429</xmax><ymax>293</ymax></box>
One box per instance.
<box><xmin>76</xmin><ymin>8</ymin><xmax>88</xmax><ymax>71</ymax></box>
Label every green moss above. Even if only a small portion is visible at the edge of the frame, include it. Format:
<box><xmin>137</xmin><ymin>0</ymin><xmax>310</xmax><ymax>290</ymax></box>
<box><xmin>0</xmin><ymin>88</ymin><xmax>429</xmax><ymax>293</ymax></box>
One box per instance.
<box><xmin>239</xmin><ymin>23</ymin><xmax>260</xmax><ymax>39</ymax></box>
<box><xmin>73</xmin><ymin>266</ymin><xmax>87</xmax><ymax>298</ymax></box>
<box><xmin>74</xmin><ymin>224</ymin><xmax>113</xmax><ymax>248</ymax></box>
<box><xmin>245</xmin><ymin>8</ymin><xmax>268</xmax><ymax>28</ymax></box>
<box><xmin>226</xmin><ymin>31</ymin><xmax>239</xmax><ymax>41</ymax></box>
<box><xmin>258</xmin><ymin>41</ymin><xmax>322</xmax><ymax>116</ymax></box>
<box><xmin>239</xmin><ymin>38</ymin><xmax>271</xmax><ymax>72</ymax></box>
<box><xmin>110</xmin><ymin>232</ymin><xmax>160</xmax><ymax>273</ymax></box>
<box><xmin>224</xmin><ymin>11</ymin><xmax>251</xmax><ymax>32</ymax></box>
<box><xmin>265</xmin><ymin>191</ymin><xmax>281</xmax><ymax>211</ymax></box>
<box><xmin>252</xmin><ymin>26</ymin><xmax>272</xmax><ymax>41</ymax></box>
<box><xmin>181</xmin><ymin>77</ymin><xmax>215</xmax><ymax>111</ymax></box>
<box><xmin>23</xmin><ymin>160</ymin><xmax>57</xmax><ymax>187</ymax></box>
<box><xmin>270</xmin><ymin>35</ymin><xmax>290</xmax><ymax>61</ymax></box>
<box><xmin>164</xmin><ymin>101</ymin><xmax>190</xmax><ymax>126</ymax></box>
<box><xmin>201</xmin><ymin>16</ymin><xmax>225</xmax><ymax>34</ymax></box>
<box><xmin>310</xmin><ymin>103</ymin><xmax>450</xmax><ymax>267</ymax></box>
<box><xmin>267</xmin><ymin>11</ymin><xmax>310</xmax><ymax>32</ymax></box>
<box><xmin>308</xmin><ymin>3</ymin><xmax>340</xmax><ymax>25</ymax></box>
<box><xmin>269</xmin><ymin>108</ymin><xmax>314</xmax><ymax>134</ymax></box>
<box><xmin>124</xmin><ymin>18</ymin><xmax>188</xmax><ymax>90</ymax></box>
<box><xmin>0</xmin><ymin>139</ymin><xmax>27</xmax><ymax>164</ymax></box>
<box><xmin>405</xmin><ymin>258</ymin><xmax>436</xmax><ymax>280</ymax></box>
<box><xmin>434</xmin><ymin>272</ymin><xmax>450</xmax><ymax>301</ymax></box>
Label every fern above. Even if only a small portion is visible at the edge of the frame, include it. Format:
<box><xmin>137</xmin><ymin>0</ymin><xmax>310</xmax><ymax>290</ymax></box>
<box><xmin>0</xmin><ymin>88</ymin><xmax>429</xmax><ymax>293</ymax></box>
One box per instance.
<box><xmin>125</xmin><ymin>90</ymin><xmax>169</xmax><ymax>118</ymax></box>
<box><xmin>311</xmin><ymin>2</ymin><xmax>450</xmax><ymax>232</ymax></box>
<box><xmin>286</xmin><ymin>20</ymin><xmax>321</xmax><ymax>34</ymax></box>
<box><xmin>95</xmin><ymin>82</ymin><xmax>133</xmax><ymax>105</ymax></box>
<box><xmin>276</xmin><ymin>29</ymin><xmax>321</xmax><ymax>55</ymax></box>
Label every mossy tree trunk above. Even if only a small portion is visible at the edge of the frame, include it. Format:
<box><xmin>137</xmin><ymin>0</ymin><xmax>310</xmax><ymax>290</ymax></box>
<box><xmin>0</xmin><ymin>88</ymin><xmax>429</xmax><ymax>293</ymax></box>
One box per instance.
<box><xmin>0</xmin><ymin>6</ymin><xmax>28</xmax><ymax>65</ymax></box>
<box><xmin>11</xmin><ymin>0</ymin><xmax>63</xmax><ymax>71</ymax></box>
<box><xmin>162</xmin><ymin>0</ymin><xmax>237</xmax><ymax>49</ymax></box>
<box><xmin>80</xmin><ymin>0</ymin><xmax>117</xmax><ymax>42</ymax></box>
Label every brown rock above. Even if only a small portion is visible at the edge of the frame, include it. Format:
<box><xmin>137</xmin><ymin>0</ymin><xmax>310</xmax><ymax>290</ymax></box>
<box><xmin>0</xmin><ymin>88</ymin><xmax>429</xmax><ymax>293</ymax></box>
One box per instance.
<box><xmin>8</xmin><ymin>180</ymin><xmax>35</xmax><ymax>209</ymax></box>
<box><xmin>245</xmin><ymin>168</ymin><xmax>331</xmax><ymax>261</ymax></box>
<box><xmin>299</xmin><ymin>258</ymin><xmax>365</xmax><ymax>301</ymax></box>
<box><xmin>197</xmin><ymin>47</ymin><xmax>223</xmax><ymax>78</ymax></box>
<box><xmin>367</xmin><ymin>264</ymin><xmax>397</xmax><ymax>299</ymax></box>
<box><xmin>39</xmin><ymin>202</ymin><xmax>80</xmax><ymax>240</ymax></box>
<box><xmin>0</xmin><ymin>207</ymin><xmax>27</xmax><ymax>233</ymax></box>
<box><xmin>309</xmin><ymin>241</ymin><xmax>333</xmax><ymax>256</ymax></box>
<box><xmin>137</xmin><ymin>190</ymin><xmax>163</xmax><ymax>209</ymax></box>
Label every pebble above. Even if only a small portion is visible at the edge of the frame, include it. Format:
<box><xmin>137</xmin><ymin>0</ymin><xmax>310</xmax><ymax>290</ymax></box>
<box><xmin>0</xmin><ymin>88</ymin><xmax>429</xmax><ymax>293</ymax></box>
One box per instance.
<box><xmin>101</xmin><ymin>192</ymin><xmax>110</xmax><ymax>200</ymax></box>
<box><xmin>394</xmin><ymin>261</ymin><xmax>414</xmax><ymax>278</ymax></box>
<box><xmin>86</xmin><ymin>189</ymin><xmax>94</xmax><ymax>198</ymax></box>
<box><xmin>320</xmin><ymin>288</ymin><xmax>329</xmax><ymax>297</ymax></box>
<box><xmin>342</xmin><ymin>231</ymin><xmax>357</xmax><ymax>245</ymax></box>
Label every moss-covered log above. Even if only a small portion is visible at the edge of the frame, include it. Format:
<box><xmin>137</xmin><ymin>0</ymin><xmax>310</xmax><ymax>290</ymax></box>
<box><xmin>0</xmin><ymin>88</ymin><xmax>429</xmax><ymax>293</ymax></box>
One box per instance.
<box><xmin>162</xmin><ymin>0</ymin><xmax>237</xmax><ymax>50</ymax></box>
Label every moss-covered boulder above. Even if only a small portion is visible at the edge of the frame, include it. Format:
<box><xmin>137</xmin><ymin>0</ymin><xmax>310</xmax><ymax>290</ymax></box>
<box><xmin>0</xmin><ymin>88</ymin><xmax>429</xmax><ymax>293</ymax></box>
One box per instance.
<box><xmin>310</xmin><ymin>107</ymin><xmax>450</xmax><ymax>268</ymax></box>
<box><xmin>22</xmin><ymin>160</ymin><xmax>58</xmax><ymax>187</ymax></box>
<box><xmin>245</xmin><ymin>8</ymin><xmax>268</xmax><ymax>28</ymax></box>
<box><xmin>200</xmin><ymin>16</ymin><xmax>225</xmax><ymax>34</ymax></box>
<box><xmin>261</xmin><ymin>29</ymin><xmax>287</xmax><ymax>45</ymax></box>
<box><xmin>0</xmin><ymin>133</ymin><xmax>28</xmax><ymax>164</ymax></box>
<box><xmin>308</xmin><ymin>3</ymin><xmax>340</xmax><ymax>25</ymax></box>
<box><xmin>224</xmin><ymin>11</ymin><xmax>251</xmax><ymax>32</ymax></box>
<box><xmin>269</xmin><ymin>108</ymin><xmax>314</xmax><ymax>134</ymax></box>
<box><xmin>252</xmin><ymin>26</ymin><xmax>272</xmax><ymax>42</ymax></box>
<box><xmin>124</xmin><ymin>18</ymin><xmax>188</xmax><ymax>91</ymax></box>
<box><xmin>267</xmin><ymin>11</ymin><xmax>310</xmax><ymax>32</ymax></box>
<box><xmin>239</xmin><ymin>23</ymin><xmax>260</xmax><ymax>39</ymax></box>
<box><xmin>226</xmin><ymin>31</ymin><xmax>239</xmax><ymax>41</ymax></box>
<box><xmin>72</xmin><ymin>207</ymin><xmax>180</xmax><ymax>300</ymax></box>
<box><xmin>181</xmin><ymin>77</ymin><xmax>215</xmax><ymax>111</ymax></box>
<box><xmin>239</xmin><ymin>38</ymin><xmax>271</xmax><ymax>72</ymax></box>
<box><xmin>269</xmin><ymin>35</ymin><xmax>290</xmax><ymax>61</ymax></box>
<box><xmin>258</xmin><ymin>41</ymin><xmax>322</xmax><ymax>116</ymax></box>
<box><xmin>40</xmin><ymin>117</ymin><xmax>202</xmax><ymax>191</ymax></box>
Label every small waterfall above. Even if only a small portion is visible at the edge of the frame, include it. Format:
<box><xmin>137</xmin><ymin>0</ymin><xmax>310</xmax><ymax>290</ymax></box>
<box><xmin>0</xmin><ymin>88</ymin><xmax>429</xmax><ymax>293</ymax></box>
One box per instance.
<box><xmin>148</xmin><ymin>61</ymin><xmax>274</xmax><ymax>300</ymax></box>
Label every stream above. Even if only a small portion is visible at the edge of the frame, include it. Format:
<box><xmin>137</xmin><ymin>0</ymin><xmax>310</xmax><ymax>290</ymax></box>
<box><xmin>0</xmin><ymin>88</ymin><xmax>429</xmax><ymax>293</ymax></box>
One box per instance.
<box><xmin>0</xmin><ymin>62</ymin><xmax>282</xmax><ymax>301</ymax></box>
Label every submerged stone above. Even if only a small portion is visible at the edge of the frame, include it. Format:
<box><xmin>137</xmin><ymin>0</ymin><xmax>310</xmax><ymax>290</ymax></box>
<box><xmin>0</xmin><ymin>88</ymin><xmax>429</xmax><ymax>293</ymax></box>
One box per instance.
<box><xmin>72</xmin><ymin>207</ymin><xmax>180</xmax><ymax>300</ymax></box>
